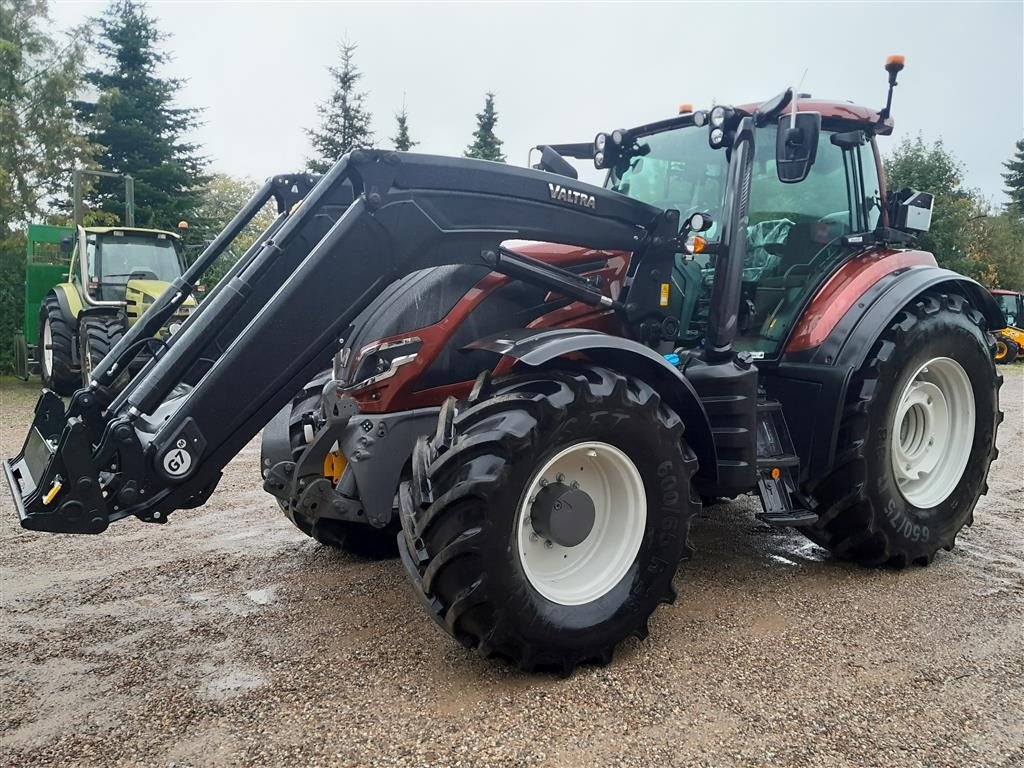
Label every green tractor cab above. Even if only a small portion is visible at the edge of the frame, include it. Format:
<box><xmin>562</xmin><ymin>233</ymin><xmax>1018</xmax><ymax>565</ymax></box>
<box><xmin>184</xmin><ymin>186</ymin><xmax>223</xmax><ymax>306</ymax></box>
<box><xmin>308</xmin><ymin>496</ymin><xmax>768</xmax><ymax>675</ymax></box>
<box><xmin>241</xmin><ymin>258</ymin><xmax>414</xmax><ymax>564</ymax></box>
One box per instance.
<box><xmin>15</xmin><ymin>172</ymin><xmax>198</xmax><ymax>396</ymax></box>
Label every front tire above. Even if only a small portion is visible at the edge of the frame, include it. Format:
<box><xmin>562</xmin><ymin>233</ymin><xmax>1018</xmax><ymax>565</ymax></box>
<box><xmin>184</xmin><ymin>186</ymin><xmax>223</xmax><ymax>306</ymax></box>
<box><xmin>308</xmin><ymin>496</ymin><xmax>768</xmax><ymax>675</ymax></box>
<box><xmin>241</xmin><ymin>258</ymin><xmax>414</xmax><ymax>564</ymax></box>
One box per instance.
<box><xmin>399</xmin><ymin>366</ymin><xmax>699</xmax><ymax>674</ymax></box>
<box><xmin>994</xmin><ymin>335</ymin><xmax>1019</xmax><ymax>364</ymax></box>
<box><xmin>266</xmin><ymin>372</ymin><xmax>401</xmax><ymax>558</ymax></box>
<box><xmin>79</xmin><ymin>315</ymin><xmax>129</xmax><ymax>398</ymax></box>
<box><xmin>38</xmin><ymin>294</ymin><xmax>78</xmax><ymax>395</ymax></box>
<box><xmin>805</xmin><ymin>292</ymin><xmax>1001</xmax><ymax>567</ymax></box>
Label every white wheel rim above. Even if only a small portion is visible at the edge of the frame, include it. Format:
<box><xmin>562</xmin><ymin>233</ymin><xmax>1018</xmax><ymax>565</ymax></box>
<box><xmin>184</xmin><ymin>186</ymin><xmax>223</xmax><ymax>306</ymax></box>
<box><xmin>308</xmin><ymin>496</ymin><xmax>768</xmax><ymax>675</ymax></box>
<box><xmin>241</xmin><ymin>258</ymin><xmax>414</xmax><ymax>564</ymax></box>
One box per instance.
<box><xmin>517</xmin><ymin>441</ymin><xmax>646</xmax><ymax>606</ymax></box>
<box><xmin>891</xmin><ymin>356</ymin><xmax>975</xmax><ymax>508</ymax></box>
<box><xmin>81</xmin><ymin>335</ymin><xmax>93</xmax><ymax>381</ymax></box>
<box><xmin>42</xmin><ymin>318</ymin><xmax>53</xmax><ymax>372</ymax></box>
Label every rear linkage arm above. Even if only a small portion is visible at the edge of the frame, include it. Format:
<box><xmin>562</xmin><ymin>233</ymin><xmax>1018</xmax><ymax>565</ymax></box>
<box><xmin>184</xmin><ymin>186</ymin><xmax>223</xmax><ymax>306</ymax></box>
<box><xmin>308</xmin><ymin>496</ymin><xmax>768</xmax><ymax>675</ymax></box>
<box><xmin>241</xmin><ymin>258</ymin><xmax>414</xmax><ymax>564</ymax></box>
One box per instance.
<box><xmin>8</xmin><ymin>150</ymin><xmax>682</xmax><ymax>534</ymax></box>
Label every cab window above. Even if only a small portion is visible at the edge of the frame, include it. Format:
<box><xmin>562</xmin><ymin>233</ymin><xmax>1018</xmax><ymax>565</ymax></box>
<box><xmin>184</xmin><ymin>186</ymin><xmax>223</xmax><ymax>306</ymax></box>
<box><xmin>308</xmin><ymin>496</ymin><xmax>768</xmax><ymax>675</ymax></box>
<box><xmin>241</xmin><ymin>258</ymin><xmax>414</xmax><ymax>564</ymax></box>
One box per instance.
<box><xmin>733</xmin><ymin>125</ymin><xmax>881</xmax><ymax>356</ymax></box>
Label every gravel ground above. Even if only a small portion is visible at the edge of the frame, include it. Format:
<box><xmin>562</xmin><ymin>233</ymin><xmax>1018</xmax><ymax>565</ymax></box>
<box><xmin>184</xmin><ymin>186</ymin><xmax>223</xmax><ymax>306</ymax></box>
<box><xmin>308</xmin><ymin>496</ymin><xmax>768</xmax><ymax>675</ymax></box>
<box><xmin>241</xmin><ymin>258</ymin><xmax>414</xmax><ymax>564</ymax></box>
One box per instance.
<box><xmin>1</xmin><ymin>368</ymin><xmax>1022</xmax><ymax>768</ymax></box>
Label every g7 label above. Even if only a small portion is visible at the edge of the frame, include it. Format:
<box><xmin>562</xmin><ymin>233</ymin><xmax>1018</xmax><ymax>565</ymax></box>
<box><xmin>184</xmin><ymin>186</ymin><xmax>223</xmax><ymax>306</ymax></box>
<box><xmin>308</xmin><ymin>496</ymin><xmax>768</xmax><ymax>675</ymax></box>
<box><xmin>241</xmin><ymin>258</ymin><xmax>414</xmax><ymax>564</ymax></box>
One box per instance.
<box><xmin>163</xmin><ymin>446</ymin><xmax>192</xmax><ymax>477</ymax></box>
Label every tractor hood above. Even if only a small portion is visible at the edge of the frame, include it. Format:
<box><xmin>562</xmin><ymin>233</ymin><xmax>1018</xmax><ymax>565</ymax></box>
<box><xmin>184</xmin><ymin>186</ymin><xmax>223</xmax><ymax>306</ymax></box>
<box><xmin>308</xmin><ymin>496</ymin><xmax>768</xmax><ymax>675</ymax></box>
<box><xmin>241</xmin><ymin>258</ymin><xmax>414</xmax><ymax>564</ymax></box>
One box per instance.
<box><xmin>125</xmin><ymin>279</ymin><xmax>197</xmax><ymax>327</ymax></box>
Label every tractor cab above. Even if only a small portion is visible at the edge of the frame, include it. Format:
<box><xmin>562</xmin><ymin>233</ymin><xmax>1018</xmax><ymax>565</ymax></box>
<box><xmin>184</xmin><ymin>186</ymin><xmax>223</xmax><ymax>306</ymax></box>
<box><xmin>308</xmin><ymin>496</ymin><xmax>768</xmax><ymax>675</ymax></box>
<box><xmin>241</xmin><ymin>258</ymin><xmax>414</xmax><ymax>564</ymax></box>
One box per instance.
<box><xmin>68</xmin><ymin>226</ymin><xmax>186</xmax><ymax>304</ymax></box>
<box><xmin>992</xmin><ymin>289</ymin><xmax>1022</xmax><ymax>328</ymax></box>
<box><xmin>604</xmin><ymin>98</ymin><xmax>895</xmax><ymax>358</ymax></box>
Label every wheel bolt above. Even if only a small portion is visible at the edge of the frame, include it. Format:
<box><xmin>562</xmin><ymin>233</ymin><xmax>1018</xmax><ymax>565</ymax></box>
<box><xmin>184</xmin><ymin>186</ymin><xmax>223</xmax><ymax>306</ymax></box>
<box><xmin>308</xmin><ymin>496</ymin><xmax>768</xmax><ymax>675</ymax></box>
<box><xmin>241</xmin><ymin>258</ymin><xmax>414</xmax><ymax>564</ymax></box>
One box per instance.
<box><xmin>544</xmin><ymin>540</ymin><xmax>553</xmax><ymax>549</ymax></box>
<box><xmin>529</xmin><ymin>532</ymin><xmax>539</xmax><ymax>542</ymax></box>
<box><xmin>570</xmin><ymin>480</ymin><xmax>580</xmax><ymax>489</ymax></box>
<box><xmin>556</xmin><ymin>473</ymin><xmax>565</xmax><ymax>483</ymax></box>
<box><xmin>540</xmin><ymin>478</ymin><xmax>548</xmax><ymax>487</ymax></box>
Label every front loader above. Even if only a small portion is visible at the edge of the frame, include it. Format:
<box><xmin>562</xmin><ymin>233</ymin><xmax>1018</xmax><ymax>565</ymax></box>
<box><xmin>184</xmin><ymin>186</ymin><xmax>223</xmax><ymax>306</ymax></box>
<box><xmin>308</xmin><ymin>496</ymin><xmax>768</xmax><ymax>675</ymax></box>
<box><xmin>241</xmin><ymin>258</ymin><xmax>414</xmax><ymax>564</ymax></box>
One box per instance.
<box><xmin>6</xmin><ymin>57</ymin><xmax>1003</xmax><ymax>674</ymax></box>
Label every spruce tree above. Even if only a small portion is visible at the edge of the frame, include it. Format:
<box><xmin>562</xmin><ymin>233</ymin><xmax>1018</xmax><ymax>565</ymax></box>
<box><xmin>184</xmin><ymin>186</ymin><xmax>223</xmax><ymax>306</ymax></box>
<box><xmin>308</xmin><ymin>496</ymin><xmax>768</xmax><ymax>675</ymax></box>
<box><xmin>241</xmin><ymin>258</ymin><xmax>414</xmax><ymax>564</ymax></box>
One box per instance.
<box><xmin>306</xmin><ymin>40</ymin><xmax>374</xmax><ymax>173</ymax></box>
<box><xmin>1002</xmin><ymin>138</ymin><xmax>1024</xmax><ymax>214</ymax></box>
<box><xmin>464</xmin><ymin>92</ymin><xmax>505</xmax><ymax>162</ymax></box>
<box><xmin>77</xmin><ymin>0</ymin><xmax>207</xmax><ymax>229</ymax></box>
<box><xmin>391</xmin><ymin>102</ymin><xmax>417</xmax><ymax>151</ymax></box>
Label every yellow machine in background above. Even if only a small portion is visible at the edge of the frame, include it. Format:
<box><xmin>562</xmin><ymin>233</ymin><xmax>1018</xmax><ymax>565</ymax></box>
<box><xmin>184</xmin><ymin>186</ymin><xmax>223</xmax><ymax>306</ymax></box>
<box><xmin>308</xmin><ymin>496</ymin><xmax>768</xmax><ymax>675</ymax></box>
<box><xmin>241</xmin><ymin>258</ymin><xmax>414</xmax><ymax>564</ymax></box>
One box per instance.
<box><xmin>991</xmin><ymin>289</ymin><xmax>1023</xmax><ymax>364</ymax></box>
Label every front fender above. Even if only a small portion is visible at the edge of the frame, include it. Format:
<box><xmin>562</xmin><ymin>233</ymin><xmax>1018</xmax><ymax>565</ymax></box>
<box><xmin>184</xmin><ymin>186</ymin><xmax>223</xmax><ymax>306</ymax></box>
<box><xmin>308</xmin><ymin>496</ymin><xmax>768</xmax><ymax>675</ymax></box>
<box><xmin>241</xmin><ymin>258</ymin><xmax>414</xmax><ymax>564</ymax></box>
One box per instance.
<box><xmin>51</xmin><ymin>283</ymin><xmax>84</xmax><ymax>329</ymax></box>
<box><xmin>467</xmin><ymin>328</ymin><xmax>718</xmax><ymax>484</ymax></box>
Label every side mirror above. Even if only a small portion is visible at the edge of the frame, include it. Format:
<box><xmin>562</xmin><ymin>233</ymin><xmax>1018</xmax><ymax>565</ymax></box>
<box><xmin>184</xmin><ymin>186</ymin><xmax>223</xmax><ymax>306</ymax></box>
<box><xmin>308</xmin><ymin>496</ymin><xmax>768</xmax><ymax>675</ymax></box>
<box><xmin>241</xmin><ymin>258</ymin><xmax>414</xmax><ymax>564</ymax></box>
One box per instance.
<box><xmin>776</xmin><ymin>112</ymin><xmax>821</xmax><ymax>183</ymax></box>
<box><xmin>535</xmin><ymin>145</ymin><xmax>578</xmax><ymax>179</ymax></box>
<box><xmin>59</xmin><ymin>235</ymin><xmax>73</xmax><ymax>256</ymax></box>
<box><xmin>893</xmin><ymin>189</ymin><xmax>933</xmax><ymax>232</ymax></box>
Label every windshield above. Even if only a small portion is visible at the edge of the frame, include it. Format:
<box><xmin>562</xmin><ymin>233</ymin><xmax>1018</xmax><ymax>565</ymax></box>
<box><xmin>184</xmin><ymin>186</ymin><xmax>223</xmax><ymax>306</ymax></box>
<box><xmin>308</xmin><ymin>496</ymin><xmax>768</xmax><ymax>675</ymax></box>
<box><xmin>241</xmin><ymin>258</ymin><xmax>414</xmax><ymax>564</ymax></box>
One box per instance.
<box><xmin>995</xmin><ymin>293</ymin><xmax>1019</xmax><ymax>326</ymax></box>
<box><xmin>90</xmin><ymin>233</ymin><xmax>183</xmax><ymax>284</ymax></box>
<box><xmin>606</xmin><ymin>126</ymin><xmax>727</xmax><ymax>241</ymax></box>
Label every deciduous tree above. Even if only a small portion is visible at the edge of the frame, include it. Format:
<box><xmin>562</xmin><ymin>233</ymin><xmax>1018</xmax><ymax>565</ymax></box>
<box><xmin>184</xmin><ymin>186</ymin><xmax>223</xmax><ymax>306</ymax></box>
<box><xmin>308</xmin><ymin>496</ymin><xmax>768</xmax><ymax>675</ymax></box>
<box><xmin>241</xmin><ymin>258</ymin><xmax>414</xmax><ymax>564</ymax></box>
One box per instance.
<box><xmin>1</xmin><ymin>0</ymin><xmax>93</xmax><ymax>231</ymax></box>
<box><xmin>884</xmin><ymin>135</ymin><xmax>977</xmax><ymax>276</ymax></box>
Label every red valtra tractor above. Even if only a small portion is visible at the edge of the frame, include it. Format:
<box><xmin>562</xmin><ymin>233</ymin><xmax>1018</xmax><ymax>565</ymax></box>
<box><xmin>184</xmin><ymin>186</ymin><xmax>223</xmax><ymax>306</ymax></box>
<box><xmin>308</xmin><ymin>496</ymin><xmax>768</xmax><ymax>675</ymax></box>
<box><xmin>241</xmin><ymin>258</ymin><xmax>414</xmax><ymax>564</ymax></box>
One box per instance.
<box><xmin>6</xmin><ymin>57</ymin><xmax>1003</xmax><ymax>673</ymax></box>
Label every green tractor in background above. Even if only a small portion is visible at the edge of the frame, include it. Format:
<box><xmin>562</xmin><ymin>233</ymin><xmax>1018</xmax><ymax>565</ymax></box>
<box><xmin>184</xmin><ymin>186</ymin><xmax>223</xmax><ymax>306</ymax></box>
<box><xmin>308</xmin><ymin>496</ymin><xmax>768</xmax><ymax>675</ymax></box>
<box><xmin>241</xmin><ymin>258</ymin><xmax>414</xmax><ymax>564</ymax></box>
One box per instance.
<box><xmin>14</xmin><ymin>170</ymin><xmax>196</xmax><ymax>396</ymax></box>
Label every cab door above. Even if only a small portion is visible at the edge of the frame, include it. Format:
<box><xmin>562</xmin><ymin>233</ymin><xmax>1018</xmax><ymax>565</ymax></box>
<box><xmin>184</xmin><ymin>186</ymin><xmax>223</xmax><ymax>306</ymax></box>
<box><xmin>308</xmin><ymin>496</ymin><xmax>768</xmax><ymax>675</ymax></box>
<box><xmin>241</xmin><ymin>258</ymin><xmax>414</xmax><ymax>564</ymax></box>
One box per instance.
<box><xmin>733</xmin><ymin>124</ymin><xmax>882</xmax><ymax>357</ymax></box>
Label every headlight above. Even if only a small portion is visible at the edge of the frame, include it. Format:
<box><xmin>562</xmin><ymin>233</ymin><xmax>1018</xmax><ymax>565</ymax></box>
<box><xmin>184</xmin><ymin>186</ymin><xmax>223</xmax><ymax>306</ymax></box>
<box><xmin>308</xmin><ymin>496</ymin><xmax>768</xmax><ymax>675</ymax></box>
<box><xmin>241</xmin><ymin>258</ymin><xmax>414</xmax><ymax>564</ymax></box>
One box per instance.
<box><xmin>710</xmin><ymin>128</ymin><xmax>725</xmax><ymax>146</ymax></box>
<box><xmin>611</xmin><ymin>129</ymin><xmax>624</xmax><ymax>145</ymax></box>
<box><xmin>594</xmin><ymin>133</ymin><xmax>607</xmax><ymax>152</ymax></box>
<box><xmin>693</xmin><ymin>110</ymin><xmax>708</xmax><ymax>127</ymax></box>
<box><xmin>710</xmin><ymin>106</ymin><xmax>727</xmax><ymax>128</ymax></box>
<box><xmin>349</xmin><ymin>336</ymin><xmax>422</xmax><ymax>389</ymax></box>
<box><xmin>594</xmin><ymin>151</ymin><xmax>605</xmax><ymax>167</ymax></box>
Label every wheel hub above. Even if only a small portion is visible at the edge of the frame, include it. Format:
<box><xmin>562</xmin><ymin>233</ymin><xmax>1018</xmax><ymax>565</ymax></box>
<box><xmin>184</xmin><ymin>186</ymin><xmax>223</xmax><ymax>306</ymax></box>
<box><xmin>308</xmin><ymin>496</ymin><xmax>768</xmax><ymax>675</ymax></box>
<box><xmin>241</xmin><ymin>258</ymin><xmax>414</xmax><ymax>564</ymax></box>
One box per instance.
<box><xmin>890</xmin><ymin>357</ymin><xmax>975</xmax><ymax>509</ymax></box>
<box><xmin>516</xmin><ymin>441</ymin><xmax>647</xmax><ymax>606</ymax></box>
<box><xmin>530</xmin><ymin>482</ymin><xmax>596</xmax><ymax>547</ymax></box>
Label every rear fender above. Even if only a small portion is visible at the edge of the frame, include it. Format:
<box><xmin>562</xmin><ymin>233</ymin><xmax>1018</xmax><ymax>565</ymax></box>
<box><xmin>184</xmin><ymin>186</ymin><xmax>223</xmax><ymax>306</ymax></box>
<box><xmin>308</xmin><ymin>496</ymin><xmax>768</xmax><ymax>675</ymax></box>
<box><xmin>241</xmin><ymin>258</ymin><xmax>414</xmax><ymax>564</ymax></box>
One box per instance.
<box><xmin>811</xmin><ymin>265</ymin><xmax>1003</xmax><ymax>370</ymax></box>
<box><xmin>775</xmin><ymin>264</ymin><xmax>1002</xmax><ymax>483</ymax></box>
<box><xmin>466</xmin><ymin>328</ymin><xmax>718</xmax><ymax>484</ymax></box>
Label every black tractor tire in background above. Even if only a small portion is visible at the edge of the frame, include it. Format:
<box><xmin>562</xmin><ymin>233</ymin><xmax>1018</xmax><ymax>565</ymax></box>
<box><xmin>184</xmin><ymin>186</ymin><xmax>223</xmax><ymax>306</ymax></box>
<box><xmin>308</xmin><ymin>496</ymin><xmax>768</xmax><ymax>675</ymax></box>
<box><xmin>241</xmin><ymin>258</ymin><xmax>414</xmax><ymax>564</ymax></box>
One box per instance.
<box><xmin>993</xmin><ymin>335</ymin><xmax>1019</xmax><ymax>364</ymax></box>
<box><xmin>805</xmin><ymin>292</ymin><xmax>1002</xmax><ymax>568</ymax></box>
<box><xmin>399</xmin><ymin>365</ymin><xmax>700</xmax><ymax>674</ymax></box>
<box><xmin>38</xmin><ymin>293</ymin><xmax>79</xmax><ymax>396</ymax></box>
<box><xmin>269</xmin><ymin>371</ymin><xmax>401</xmax><ymax>559</ymax></box>
<box><xmin>78</xmin><ymin>315</ymin><xmax>130</xmax><ymax>400</ymax></box>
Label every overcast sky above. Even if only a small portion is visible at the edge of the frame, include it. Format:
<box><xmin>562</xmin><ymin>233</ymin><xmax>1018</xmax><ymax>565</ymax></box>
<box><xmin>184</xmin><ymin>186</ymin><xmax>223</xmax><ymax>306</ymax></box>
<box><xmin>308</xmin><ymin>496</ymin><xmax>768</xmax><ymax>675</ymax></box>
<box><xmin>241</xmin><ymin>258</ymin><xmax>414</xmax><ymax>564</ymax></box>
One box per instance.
<box><xmin>51</xmin><ymin>1</ymin><xmax>1023</xmax><ymax>203</ymax></box>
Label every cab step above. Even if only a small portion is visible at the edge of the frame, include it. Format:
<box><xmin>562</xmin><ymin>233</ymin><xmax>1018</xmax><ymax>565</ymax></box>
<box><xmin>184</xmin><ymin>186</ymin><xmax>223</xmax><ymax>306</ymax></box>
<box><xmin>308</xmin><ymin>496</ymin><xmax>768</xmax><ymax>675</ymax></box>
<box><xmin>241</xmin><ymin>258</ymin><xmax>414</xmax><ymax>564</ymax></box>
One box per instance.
<box><xmin>755</xmin><ymin>509</ymin><xmax>819</xmax><ymax>527</ymax></box>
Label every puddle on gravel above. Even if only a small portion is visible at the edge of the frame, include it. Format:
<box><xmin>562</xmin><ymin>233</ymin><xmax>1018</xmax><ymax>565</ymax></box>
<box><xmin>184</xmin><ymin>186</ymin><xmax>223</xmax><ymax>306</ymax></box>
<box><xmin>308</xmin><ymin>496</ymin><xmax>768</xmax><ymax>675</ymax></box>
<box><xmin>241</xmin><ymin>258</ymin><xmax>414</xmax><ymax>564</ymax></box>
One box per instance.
<box><xmin>245</xmin><ymin>586</ymin><xmax>278</xmax><ymax>605</ymax></box>
<box><xmin>201</xmin><ymin>668</ymin><xmax>269</xmax><ymax>702</ymax></box>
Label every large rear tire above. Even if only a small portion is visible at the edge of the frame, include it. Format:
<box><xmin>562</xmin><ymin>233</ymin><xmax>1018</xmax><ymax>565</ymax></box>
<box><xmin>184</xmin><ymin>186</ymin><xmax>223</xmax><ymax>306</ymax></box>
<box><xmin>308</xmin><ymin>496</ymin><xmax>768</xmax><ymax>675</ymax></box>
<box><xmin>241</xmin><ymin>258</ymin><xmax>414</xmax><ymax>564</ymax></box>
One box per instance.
<box><xmin>805</xmin><ymin>292</ymin><xmax>1001</xmax><ymax>567</ymax></box>
<box><xmin>269</xmin><ymin>372</ymin><xmax>400</xmax><ymax>559</ymax></box>
<box><xmin>399</xmin><ymin>366</ymin><xmax>700</xmax><ymax>674</ymax></box>
<box><xmin>38</xmin><ymin>293</ymin><xmax>79</xmax><ymax>396</ymax></box>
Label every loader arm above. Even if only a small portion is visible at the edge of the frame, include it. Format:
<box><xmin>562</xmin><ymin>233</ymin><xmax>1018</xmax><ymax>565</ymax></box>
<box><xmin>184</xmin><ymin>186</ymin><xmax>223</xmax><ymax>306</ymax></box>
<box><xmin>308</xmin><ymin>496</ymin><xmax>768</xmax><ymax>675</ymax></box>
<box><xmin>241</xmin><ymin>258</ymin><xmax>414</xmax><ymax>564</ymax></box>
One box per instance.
<box><xmin>7</xmin><ymin>149</ymin><xmax>682</xmax><ymax>534</ymax></box>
